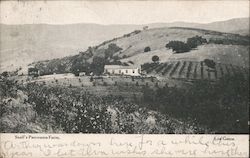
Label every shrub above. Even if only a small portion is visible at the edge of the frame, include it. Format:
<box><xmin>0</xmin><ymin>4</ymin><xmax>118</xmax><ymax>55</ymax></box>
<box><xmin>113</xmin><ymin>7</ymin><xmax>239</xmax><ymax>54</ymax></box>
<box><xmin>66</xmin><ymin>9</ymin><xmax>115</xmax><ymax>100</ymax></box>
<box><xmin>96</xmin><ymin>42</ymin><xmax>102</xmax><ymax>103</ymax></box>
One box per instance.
<box><xmin>144</xmin><ymin>46</ymin><xmax>151</xmax><ymax>52</ymax></box>
<box><xmin>122</xmin><ymin>55</ymin><xmax>128</xmax><ymax>58</ymax></box>
<box><xmin>155</xmin><ymin>82</ymin><xmax>159</xmax><ymax>88</ymax></box>
<box><xmin>112</xmin><ymin>56</ymin><xmax>120</xmax><ymax>61</ymax></box>
<box><xmin>131</xmin><ymin>76</ymin><xmax>135</xmax><ymax>81</ymax></box>
<box><xmin>103</xmin><ymin>82</ymin><xmax>108</xmax><ymax>86</ymax></box>
<box><xmin>164</xmin><ymin>83</ymin><xmax>169</xmax><ymax>88</ymax></box>
<box><xmin>152</xmin><ymin>55</ymin><xmax>160</xmax><ymax>63</ymax></box>
<box><xmin>133</xmin><ymin>30</ymin><xmax>141</xmax><ymax>34</ymax></box>
<box><xmin>128</xmin><ymin>61</ymin><xmax>134</xmax><ymax>65</ymax></box>
<box><xmin>136</xmin><ymin>82</ymin><xmax>139</xmax><ymax>86</ymax></box>
<box><xmin>1</xmin><ymin>71</ymin><xmax>9</xmax><ymax>77</ymax></box>
<box><xmin>204</xmin><ymin>59</ymin><xmax>216</xmax><ymax>69</ymax></box>
<box><xmin>90</xmin><ymin>76</ymin><xmax>94</xmax><ymax>82</ymax></box>
<box><xmin>151</xmin><ymin>77</ymin><xmax>154</xmax><ymax>82</ymax></box>
<box><xmin>122</xmin><ymin>62</ymin><xmax>129</xmax><ymax>66</ymax></box>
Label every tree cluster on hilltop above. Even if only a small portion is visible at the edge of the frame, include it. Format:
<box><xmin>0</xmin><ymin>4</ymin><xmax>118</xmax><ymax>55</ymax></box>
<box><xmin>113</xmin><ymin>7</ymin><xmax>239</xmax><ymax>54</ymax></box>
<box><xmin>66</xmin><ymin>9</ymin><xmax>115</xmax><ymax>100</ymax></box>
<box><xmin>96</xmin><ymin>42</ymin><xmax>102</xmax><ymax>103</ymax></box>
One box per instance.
<box><xmin>166</xmin><ymin>36</ymin><xmax>207</xmax><ymax>53</ymax></box>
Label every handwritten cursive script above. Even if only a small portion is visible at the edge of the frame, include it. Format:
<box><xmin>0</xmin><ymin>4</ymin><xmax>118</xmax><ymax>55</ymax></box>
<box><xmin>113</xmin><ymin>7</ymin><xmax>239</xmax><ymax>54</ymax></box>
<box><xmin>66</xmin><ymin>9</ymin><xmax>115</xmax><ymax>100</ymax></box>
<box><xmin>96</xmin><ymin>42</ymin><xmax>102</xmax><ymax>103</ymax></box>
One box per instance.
<box><xmin>0</xmin><ymin>134</ymin><xmax>248</xmax><ymax>158</ymax></box>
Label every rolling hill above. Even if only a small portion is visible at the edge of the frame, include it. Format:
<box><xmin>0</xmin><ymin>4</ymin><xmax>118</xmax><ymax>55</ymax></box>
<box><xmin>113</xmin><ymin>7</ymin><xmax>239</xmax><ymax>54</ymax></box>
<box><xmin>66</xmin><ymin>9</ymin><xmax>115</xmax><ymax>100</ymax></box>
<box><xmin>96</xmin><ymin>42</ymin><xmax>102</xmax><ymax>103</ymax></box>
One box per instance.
<box><xmin>94</xmin><ymin>27</ymin><xmax>249</xmax><ymax>67</ymax></box>
<box><xmin>29</xmin><ymin>25</ymin><xmax>249</xmax><ymax>80</ymax></box>
<box><xmin>1</xmin><ymin>17</ymin><xmax>249</xmax><ymax>72</ymax></box>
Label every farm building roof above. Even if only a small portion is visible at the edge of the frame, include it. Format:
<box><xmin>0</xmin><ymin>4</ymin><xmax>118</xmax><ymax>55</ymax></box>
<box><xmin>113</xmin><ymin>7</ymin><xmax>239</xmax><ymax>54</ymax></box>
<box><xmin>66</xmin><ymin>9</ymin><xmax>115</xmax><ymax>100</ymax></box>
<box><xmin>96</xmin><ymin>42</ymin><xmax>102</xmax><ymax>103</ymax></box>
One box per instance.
<box><xmin>104</xmin><ymin>65</ymin><xmax>140</xmax><ymax>69</ymax></box>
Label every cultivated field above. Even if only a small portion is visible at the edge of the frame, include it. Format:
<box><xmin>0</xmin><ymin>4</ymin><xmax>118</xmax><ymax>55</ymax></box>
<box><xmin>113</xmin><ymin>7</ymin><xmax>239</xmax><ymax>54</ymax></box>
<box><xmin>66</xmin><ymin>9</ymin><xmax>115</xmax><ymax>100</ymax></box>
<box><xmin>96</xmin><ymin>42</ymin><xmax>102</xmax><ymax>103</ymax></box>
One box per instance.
<box><xmin>143</xmin><ymin>61</ymin><xmax>249</xmax><ymax>81</ymax></box>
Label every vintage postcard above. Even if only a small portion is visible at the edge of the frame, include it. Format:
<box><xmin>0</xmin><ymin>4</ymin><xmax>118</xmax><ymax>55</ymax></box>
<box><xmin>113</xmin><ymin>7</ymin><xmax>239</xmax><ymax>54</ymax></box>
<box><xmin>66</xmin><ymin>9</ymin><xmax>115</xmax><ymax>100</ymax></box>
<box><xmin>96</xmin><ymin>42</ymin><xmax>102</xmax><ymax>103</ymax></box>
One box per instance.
<box><xmin>0</xmin><ymin>0</ymin><xmax>249</xmax><ymax>157</ymax></box>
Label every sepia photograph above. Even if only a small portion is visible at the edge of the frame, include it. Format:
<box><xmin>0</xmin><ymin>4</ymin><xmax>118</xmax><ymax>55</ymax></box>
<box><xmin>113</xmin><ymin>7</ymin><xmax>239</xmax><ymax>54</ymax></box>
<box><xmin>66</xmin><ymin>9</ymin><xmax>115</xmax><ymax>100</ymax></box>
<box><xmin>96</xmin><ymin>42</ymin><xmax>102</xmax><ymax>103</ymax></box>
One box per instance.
<box><xmin>0</xmin><ymin>0</ymin><xmax>249</xmax><ymax>136</ymax></box>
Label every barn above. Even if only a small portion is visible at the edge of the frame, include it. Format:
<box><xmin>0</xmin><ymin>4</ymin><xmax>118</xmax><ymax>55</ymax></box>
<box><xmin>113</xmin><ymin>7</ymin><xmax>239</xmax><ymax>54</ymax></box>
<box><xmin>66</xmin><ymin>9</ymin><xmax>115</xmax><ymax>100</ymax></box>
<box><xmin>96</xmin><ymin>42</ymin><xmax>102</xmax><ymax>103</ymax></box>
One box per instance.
<box><xmin>104</xmin><ymin>65</ymin><xmax>141</xmax><ymax>76</ymax></box>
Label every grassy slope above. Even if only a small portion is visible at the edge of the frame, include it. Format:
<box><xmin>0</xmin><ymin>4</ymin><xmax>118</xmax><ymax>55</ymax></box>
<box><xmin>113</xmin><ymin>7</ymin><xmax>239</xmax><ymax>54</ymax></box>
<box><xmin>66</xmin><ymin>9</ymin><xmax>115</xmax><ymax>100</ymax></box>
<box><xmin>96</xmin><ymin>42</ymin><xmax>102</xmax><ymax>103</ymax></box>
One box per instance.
<box><xmin>96</xmin><ymin>27</ymin><xmax>249</xmax><ymax>68</ymax></box>
<box><xmin>121</xmin><ymin>44</ymin><xmax>249</xmax><ymax>67</ymax></box>
<box><xmin>31</xmin><ymin>26</ymin><xmax>249</xmax><ymax>76</ymax></box>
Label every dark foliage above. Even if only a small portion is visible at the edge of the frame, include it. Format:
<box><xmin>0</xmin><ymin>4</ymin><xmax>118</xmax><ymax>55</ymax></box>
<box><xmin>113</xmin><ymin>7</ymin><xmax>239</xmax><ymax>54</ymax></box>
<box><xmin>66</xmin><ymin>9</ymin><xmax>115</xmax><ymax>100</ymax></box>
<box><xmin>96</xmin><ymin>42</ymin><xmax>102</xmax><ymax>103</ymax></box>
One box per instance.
<box><xmin>104</xmin><ymin>43</ymin><xmax>122</xmax><ymax>59</ymax></box>
<box><xmin>186</xmin><ymin>36</ymin><xmax>207</xmax><ymax>48</ymax></box>
<box><xmin>0</xmin><ymin>78</ymin><xmax>17</xmax><ymax>98</ymax></box>
<box><xmin>152</xmin><ymin>55</ymin><xmax>160</xmax><ymax>63</ymax></box>
<box><xmin>71</xmin><ymin>59</ymin><xmax>91</xmax><ymax>76</ymax></box>
<box><xmin>122</xmin><ymin>55</ymin><xmax>128</xmax><ymax>58</ymax></box>
<box><xmin>91</xmin><ymin>56</ymin><xmax>105</xmax><ymax>75</ymax></box>
<box><xmin>166</xmin><ymin>41</ymin><xmax>191</xmax><ymax>53</ymax></box>
<box><xmin>204</xmin><ymin>59</ymin><xmax>216</xmax><ymax>69</ymax></box>
<box><xmin>128</xmin><ymin>61</ymin><xmax>134</xmax><ymax>65</ymax></box>
<box><xmin>144</xmin><ymin>46</ymin><xmax>151</xmax><ymax>52</ymax></box>
<box><xmin>142</xmin><ymin>74</ymin><xmax>249</xmax><ymax>133</ymax></box>
<box><xmin>165</xmin><ymin>36</ymin><xmax>207</xmax><ymax>53</ymax></box>
<box><xmin>1</xmin><ymin>71</ymin><xmax>9</xmax><ymax>78</ymax></box>
<box><xmin>209</xmin><ymin>37</ymin><xmax>249</xmax><ymax>45</ymax></box>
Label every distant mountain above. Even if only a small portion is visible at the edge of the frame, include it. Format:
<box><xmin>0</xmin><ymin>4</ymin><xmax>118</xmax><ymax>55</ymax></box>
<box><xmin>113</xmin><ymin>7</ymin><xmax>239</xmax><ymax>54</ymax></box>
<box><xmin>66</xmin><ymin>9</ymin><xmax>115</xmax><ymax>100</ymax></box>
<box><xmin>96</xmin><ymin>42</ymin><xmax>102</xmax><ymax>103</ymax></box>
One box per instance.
<box><xmin>0</xmin><ymin>23</ymin><xmax>143</xmax><ymax>72</ymax></box>
<box><xmin>0</xmin><ymin>17</ymin><xmax>249</xmax><ymax>72</ymax></box>
<box><xmin>194</xmin><ymin>17</ymin><xmax>249</xmax><ymax>36</ymax></box>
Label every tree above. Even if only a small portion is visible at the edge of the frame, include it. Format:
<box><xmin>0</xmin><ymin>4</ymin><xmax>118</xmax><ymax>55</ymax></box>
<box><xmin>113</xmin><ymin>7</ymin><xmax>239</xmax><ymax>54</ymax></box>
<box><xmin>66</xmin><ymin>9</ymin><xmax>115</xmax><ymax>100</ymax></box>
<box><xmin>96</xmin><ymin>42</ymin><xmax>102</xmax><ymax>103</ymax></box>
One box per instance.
<box><xmin>71</xmin><ymin>58</ymin><xmax>90</xmax><ymax>76</ymax></box>
<box><xmin>204</xmin><ymin>59</ymin><xmax>216</xmax><ymax>69</ymax></box>
<box><xmin>104</xmin><ymin>43</ymin><xmax>122</xmax><ymax>59</ymax></box>
<box><xmin>187</xmin><ymin>36</ymin><xmax>207</xmax><ymax>48</ymax></box>
<box><xmin>91</xmin><ymin>56</ymin><xmax>105</xmax><ymax>75</ymax></box>
<box><xmin>144</xmin><ymin>46</ymin><xmax>151</xmax><ymax>52</ymax></box>
<box><xmin>165</xmin><ymin>41</ymin><xmax>191</xmax><ymax>53</ymax></box>
<box><xmin>143</xmin><ymin>26</ymin><xmax>149</xmax><ymax>30</ymax></box>
<box><xmin>152</xmin><ymin>55</ymin><xmax>160</xmax><ymax>63</ymax></box>
<box><xmin>1</xmin><ymin>71</ymin><xmax>8</xmax><ymax>77</ymax></box>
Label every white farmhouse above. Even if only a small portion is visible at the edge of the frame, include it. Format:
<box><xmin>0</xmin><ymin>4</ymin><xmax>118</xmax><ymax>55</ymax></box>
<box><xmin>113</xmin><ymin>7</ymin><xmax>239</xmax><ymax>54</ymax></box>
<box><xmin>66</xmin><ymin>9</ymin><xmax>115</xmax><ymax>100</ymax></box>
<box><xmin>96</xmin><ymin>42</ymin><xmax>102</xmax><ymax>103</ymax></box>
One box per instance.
<box><xmin>104</xmin><ymin>65</ymin><xmax>141</xmax><ymax>76</ymax></box>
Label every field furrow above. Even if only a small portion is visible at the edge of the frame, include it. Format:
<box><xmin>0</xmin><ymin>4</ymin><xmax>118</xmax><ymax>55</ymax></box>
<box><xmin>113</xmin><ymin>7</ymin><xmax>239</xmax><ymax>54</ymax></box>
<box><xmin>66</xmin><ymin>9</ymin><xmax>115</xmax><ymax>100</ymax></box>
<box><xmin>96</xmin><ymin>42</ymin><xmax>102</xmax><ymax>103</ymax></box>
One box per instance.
<box><xmin>192</xmin><ymin>62</ymin><xmax>199</xmax><ymax>79</ymax></box>
<box><xmin>186</xmin><ymin>61</ymin><xmax>193</xmax><ymax>79</ymax></box>
<box><xmin>162</xmin><ymin>63</ymin><xmax>174</xmax><ymax>76</ymax></box>
<box><xmin>202</xmin><ymin>64</ymin><xmax>210</xmax><ymax>80</ymax></box>
<box><xmin>229</xmin><ymin>64</ymin><xmax>237</xmax><ymax>76</ymax></box>
<box><xmin>145</xmin><ymin>60</ymin><xmax>248</xmax><ymax>81</ymax></box>
<box><xmin>225</xmin><ymin>65</ymin><xmax>232</xmax><ymax>76</ymax></box>
<box><xmin>169</xmin><ymin>61</ymin><xmax>181</xmax><ymax>77</ymax></box>
<box><xmin>220</xmin><ymin>64</ymin><xmax>228</xmax><ymax>76</ymax></box>
<box><xmin>146</xmin><ymin>64</ymin><xmax>160</xmax><ymax>73</ymax></box>
<box><xmin>215</xmin><ymin>63</ymin><xmax>223</xmax><ymax>78</ymax></box>
<box><xmin>195</xmin><ymin>62</ymin><xmax>202</xmax><ymax>79</ymax></box>
<box><xmin>154</xmin><ymin>63</ymin><xmax>166</xmax><ymax>73</ymax></box>
<box><xmin>178</xmin><ymin>61</ymin><xmax>187</xmax><ymax>78</ymax></box>
<box><xmin>209</xmin><ymin>69</ymin><xmax>216</xmax><ymax>80</ymax></box>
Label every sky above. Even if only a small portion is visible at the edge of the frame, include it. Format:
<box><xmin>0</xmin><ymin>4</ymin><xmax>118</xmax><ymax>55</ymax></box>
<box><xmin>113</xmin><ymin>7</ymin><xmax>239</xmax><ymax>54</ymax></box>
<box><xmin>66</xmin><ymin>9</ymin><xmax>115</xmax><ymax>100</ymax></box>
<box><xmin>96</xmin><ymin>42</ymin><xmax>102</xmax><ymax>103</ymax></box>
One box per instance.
<box><xmin>0</xmin><ymin>0</ymin><xmax>249</xmax><ymax>25</ymax></box>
